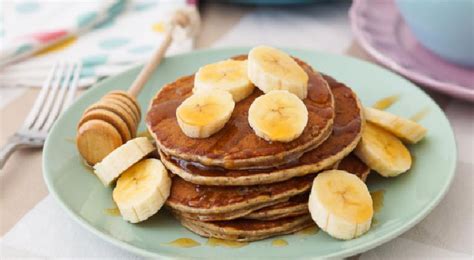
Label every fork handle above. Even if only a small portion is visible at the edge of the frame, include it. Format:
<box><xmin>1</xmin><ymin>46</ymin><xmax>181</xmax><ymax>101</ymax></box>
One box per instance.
<box><xmin>0</xmin><ymin>136</ymin><xmax>28</xmax><ymax>169</ymax></box>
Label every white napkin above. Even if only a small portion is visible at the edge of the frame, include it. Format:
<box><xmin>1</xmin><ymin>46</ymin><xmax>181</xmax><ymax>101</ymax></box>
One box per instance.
<box><xmin>213</xmin><ymin>3</ymin><xmax>352</xmax><ymax>53</ymax></box>
<box><xmin>1</xmin><ymin>3</ymin><xmax>473</xmax><ymax>259</ymax></box>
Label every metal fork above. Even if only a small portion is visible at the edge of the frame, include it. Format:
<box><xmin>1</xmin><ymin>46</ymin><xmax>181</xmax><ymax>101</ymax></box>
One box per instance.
<box><xmin>0</xmin><ymin>61</ymin><xmax>82</xmax><ymax>169</ymax></box>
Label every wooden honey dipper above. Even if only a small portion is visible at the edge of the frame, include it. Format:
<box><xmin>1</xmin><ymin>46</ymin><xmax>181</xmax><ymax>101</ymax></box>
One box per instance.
<box><xmin>76</xmin><ymin>8</ymin><xmax>199</xmax><ymax>165</ymax></box>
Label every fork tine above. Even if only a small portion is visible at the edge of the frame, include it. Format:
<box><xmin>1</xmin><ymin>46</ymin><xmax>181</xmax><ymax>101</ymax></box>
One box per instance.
<box><xmin>42</xmin><ymin>62</ymin><xmax>75</xmax><ymax>132</ymax></box>
<box><xmin>21</xmin><ymin>63</ymin><xmax>59</xmax><ymax>130</ymax></box>
<box><xmin>31</xmin><ymin>61</ymin><xmax>66</xmax><ymax>131</ymax></box>
<box><xmin>61</xmin><ymin>61</ymin><xmax>82</xmax><ymax>112</ymax></box>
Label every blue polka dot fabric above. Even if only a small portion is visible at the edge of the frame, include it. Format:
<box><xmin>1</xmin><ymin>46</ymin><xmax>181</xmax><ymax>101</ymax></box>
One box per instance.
<box><xmin>0</xmin><ymin>0</ymin><xmax>197</xmax><ymax>79</ymax></box>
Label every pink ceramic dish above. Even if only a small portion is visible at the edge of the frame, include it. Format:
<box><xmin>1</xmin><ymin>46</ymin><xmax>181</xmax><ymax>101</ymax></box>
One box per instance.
<box><xmin>350</xmin><ymin>0</ymin><xmax>474</xmax><ymax>102</ymax></box>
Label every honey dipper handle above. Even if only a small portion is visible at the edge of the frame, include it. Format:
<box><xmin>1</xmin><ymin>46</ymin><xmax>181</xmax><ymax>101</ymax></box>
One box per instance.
<box><xmin>127</xmin><ymin>27</ymin><xmax>174</xmax><ymax>98</ymax></box>
<box><xmin>127</xmin><ymin>10</ymin><xmax>193</xmax><ymax>97</ymax></box>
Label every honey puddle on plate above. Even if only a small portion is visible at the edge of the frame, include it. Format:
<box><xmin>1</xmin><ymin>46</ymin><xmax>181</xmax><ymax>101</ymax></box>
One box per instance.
<box><xmin>370</xmin><ymin>189</ymin><xmax>385</xmax><ymax>213</ymax></box>
<box><xmin>207</xmin><ymin>237</ymin><xmax>248</xmax><ymax>248</ymax></box>
<box><xmin>296</xmin><ymin>225</ymin><xmax>319</xmax><ymax>236</ymax></box>
<box><xmin>410</xmin><ymin>107</ymin><xmax>430</xmax><ymax>122</ymax></box>
<box><xmin>271</xmin><ymin>239</ymin><xmax>288</xmax><ymax>247</ymax></box>
<box><xmin>166</xmin><ymin>238</ymin><xmax>201</xmax><ymax>248</ymax></box>
<box><xmin>372</xmin><ymin>95</ymin><xmax>400</xmax><ymax>110</ymax></box>
<box><xmin>104</xmin><ymin>207</ymin><xmax>121</xmax><ymax>216</ymax></box>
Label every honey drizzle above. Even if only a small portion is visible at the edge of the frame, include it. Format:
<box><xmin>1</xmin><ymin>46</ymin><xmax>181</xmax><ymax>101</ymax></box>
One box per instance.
<box><xmin>296</xmin><ymin>225</ymin><xmax>319</xmax><ymax>236</ymax></box>
<box><xmin>410</xmin><ymin>107</ymin><xmax>430</xmax><ymax>122</ymax></box>
<box><xmin>271</xmin><ymin>238</ymin><xmax>288</xmax><ymax>247</ymax></box>
<box><xmin>370</xmin><ymin>189</ymin><xmax>385</xmax><ymax>213</ymax></box>
<box><xmin>206</xmin><ymin>237</ymin><xmax>248</xmax><ymax>248</ymax></box>
<box><xmin>166</xmin><ymin>238</ymin><xmax>201</xmax><ymax>248</ymax></box>
<box><xmin>104</xmin><ymin>207</ymin><xmax>121</xmax><ymax>216</ymax></box>
<box><xmin>372</xmin><ymin>95</ymin><xmax>400</xmax><ymax>110</ymax></box>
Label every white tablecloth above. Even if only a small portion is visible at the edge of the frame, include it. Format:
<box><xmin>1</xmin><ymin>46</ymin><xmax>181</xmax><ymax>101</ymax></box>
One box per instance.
<box><xmin>1</xmin><ymin>3</ymin><xmax>473</xmax><ymax>259</ymax></box>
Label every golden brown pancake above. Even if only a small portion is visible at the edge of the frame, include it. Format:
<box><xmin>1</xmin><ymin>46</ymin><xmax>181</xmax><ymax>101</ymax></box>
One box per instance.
<box><xmin>177</xmin><ymin>214</ymin><xmax>314</xmax><ymax>242</ymax></box>
<box><xmin>170</xmin><ymin>198</ymin><xmax>288</xmax><ymax>222</ymax></box>
<box><xmin>244</xmin><ymin>193</ymin><xmax>309</xmax><ymax>221</ymax></box>
<box><xmin>166</xmin><ymin>174</ymin><xmax>315</xmax><ymax>217</ymax></box>
<box><xmin>167</xmin><ymin>153</ymin><xmax>370</xmax><ymax>222</ymax></box>
<box><xmin>336</xmin><ymin>153</ymin><xmax>371</xmax><ymax>182</ymax></box>
<box><xmin>244</xmin><ymin>153</ymin><xmax>370</xmax><ymax>221</ymax></box>
<box><xmin>160</xmin><ymin>75</ymin><xmax>363</xmax><ymax>185</ymax></box>
<box><xmin>147</xmin><ymin>56</ymin><xmax>335</xmax><ymax>170</ymax></box>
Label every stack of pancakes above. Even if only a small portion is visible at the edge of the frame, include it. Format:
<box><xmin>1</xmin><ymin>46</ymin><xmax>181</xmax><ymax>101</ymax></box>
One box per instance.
<box><xmin>146</xmin><ymin>56</ymin><xmax>369</xmax><ymax>242</ymax></box>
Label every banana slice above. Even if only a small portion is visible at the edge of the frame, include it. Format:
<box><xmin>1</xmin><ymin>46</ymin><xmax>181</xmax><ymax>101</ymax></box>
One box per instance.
<box><xmin>248</xmin><ymin>90</ymin><xmax>308</xmax><ymax>142</ymax></box>
<box><xmin>355</xmin><ymin>122</ymin><xmax>412</xmax><ymax>177</ymax></box>
<box><xmin>364</xmin><ymin>107</ymin><xmax>427</xmax><ymax>144</ymax></box>
<box><xmin>248</xmin><ymin>45</ymin><xmax>309</xmax><ymax>99</ymax></box>
<box><xmin>113</xmin><ymin>159</ymin><xmax>171</xmax><ymax>223</ymax></box>
<box><xmin>93</xmin><ymin>137</ymin><xmax>155</xmax><ymax>186</ymax></box>
<box><xmin>194</xmin><ymin>59</ymin><xmax>255</xmax><ymax>102</ymax></box>
<box><xmin>308</xmin><ymin>170</ymin><xmax>373</xmax><ymax>240</ymax></box>
<box><xmin>176</xmin><ymin>90</ymin><xmax>235</xmax><ymax>138</ymax></box>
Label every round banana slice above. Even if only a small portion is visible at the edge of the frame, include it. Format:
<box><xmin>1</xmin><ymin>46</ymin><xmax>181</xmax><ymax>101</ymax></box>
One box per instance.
<box><xmin>355</xmin><ymin>122</ymin><xmax>412</xmax><ymax>177</ymax></box>
<box><xmin>248</xmin><ymin>45</ymin><xmax>309</xmax><ymax>99</ymax></box>
<box><xmin>194</xmin><ymin>59</ymin><xmax>255</xmax><ymax>102</ymax></box>
<box><xmin>113</xmin><ymin>159</ymin><xmax>171</xmax><ymax>223</ymax></box>
<box><xmin>93</xmin><ymin>137</ymin><xmax>155</xmax><ymax>186</ymax></box>
<box><xmin>248</xmin><ymin>90</ymin><xmax>308</xmax><ymax>143</ymax></box>
<box><xmin>176</xmin><ymin>90</ymin><xmax>235</xmax><ymax>138</ymax></box>
<box><xmin>308</xmin><ymin>170</ymin><xmax>373</xmax><ymax>240</ymax></box>
<box><xmin>364</xmin><ymin>107</ymin><xmax>427</xmax><ymax>144</ymax></box>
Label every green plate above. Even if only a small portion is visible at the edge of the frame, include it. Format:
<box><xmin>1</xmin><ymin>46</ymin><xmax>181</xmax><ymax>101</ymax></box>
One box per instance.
<box><xmin>43</xmin><ymin>47</ymin><xmax>456</xmax><ymax>258</ymax></box>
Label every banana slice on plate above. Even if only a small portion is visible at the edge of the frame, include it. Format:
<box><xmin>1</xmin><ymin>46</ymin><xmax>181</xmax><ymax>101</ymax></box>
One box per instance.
<box><xmin>248</xmin><ymin>90</ymin><xmax>308</xmax><ymax>142</ymax></box>
<box><xmin>176</xmin><ymin>90</ymin><xmax>235</xmax><ymax>138</ymax></box>
<box><xmin>355</xmin><ymin>122</ymin><xmax>412</xmax><ymax>177</ymax></box>
<box><xmin>364</xmin><ymin>107</ymin><xmax>427</xmax><ymax>144</ymax></box>
<box><xmin>308</xmin><ymin>170</ymin><xmax>373</xmax><ymax>240</ymax></box>
<box><xmin>248</xmin><ymin>45</ymin><xmax>309</xmax><ymax>99</ymax></box>
<box><xmin>93</xmin><ymin>137</ymin><xmax>155</xmax><ymax>186</ymax></box>
<box><xmin>194</xmin><ymin>59</ymin><xmax>255</xmax><ymax>102</ymax></box>
<box><xmin>113</xmin><ymin>158</ymin><xmax>171</xmax><ymax>223</ymax></box>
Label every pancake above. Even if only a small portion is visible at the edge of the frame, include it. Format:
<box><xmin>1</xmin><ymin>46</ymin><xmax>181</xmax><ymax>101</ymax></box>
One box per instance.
<box><xmin>147</xmin><ymin>56</ymin><xmax>335</xmax><ymax>170</ymax></box>
<box><xmin>244</xmin><ymin>153</ymin><xmax>371</xmax><ymax>220</ymax></box>
<box><xmin>160</xmin><ymin>75</ymin><xmax>363</xmax><ymax>186</ymax></box>
<box><xmin>177</xmin><ymin>214</ymin><xmax>314</xmax><ymax>242</ymax></box>
<box><xmin>244</xmin><ymin>193</ymin><xmax>309</xmax><ymax>221</ymax></box>
<box><xmin>166</xmin><ymin>174</ymin><xmax>315</xmax><ymax>217</ymax></box>
<box><xmin>336</xmin><ymin>153</ymin><xmax>371</xmax><ymax>182</ymax></box>
<box><xmin>167</xmin><ymin>153</ymin><xmax>369</xmax><ymax>221</ymax></box>
<box><xmin>170</xmin><ymin>198</ymin><xmax>288</xmax><ymax>222</ymax></box>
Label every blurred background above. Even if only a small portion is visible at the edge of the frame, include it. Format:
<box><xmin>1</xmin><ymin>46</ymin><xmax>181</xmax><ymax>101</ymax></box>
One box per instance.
<box><xmin>0</xmin><ymin>0</ymin><xmax>472</xmax><ymax>258</ymax></box>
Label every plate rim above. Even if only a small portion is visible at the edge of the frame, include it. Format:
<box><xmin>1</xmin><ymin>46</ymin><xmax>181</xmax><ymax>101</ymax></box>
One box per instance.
<box><xmin>43</xmin><ymin>46</ymin><xmax>458</xmax><ymax>258</ymax></box>
<box><xmin>349</xmin><ymin>0</ymin><xmax>474</xmax><ymax>102</ymax></box>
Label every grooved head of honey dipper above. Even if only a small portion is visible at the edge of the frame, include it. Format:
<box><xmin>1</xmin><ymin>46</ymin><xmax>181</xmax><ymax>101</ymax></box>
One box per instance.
<box><xmin>76</xmin><ymin>119</ymin><xmax>123</xmax><ymax>165</ymax></box>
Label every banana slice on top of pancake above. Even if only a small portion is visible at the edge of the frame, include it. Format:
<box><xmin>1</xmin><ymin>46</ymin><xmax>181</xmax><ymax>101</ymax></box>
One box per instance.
<box><xmin>309</xmin><ymin>170</ymin><xmax>373</xmax><ymax>240</ymax></box>
<box><xmin>176</xmin><ymin>90</ymin><xmax>235</xmax><ymax>138</ymax></box>
<box><xmin>194</xmin><ymin>59</ymin><xmax>255</xmax><ymax>102</ymax></box>
<box><xmin>355</xmin><ymin>122</ymin><xmax>412</xmax><ymax>177</ymax></box>
<box><xmin>248</xmin><ymin>90</ymin><xmax>308</xmax><ymax>143</ymax></box>
<box><xmin>248</xmin><ymin>45</ymin><xmax>309</xmax><ymax>99</ymax></box>
<box><xmin>364</xmin><ymin>107</ymin><xmax>427</xmax><ymax>144</ymax></box>
<box><xmin>113</xmin><ymin>158</ymin><xmax>171</xmax><ymax>223</ymax></box>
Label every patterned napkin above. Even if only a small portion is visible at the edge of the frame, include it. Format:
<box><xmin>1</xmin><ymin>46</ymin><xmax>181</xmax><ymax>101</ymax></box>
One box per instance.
<box><xmin>0</xmin><ymin>0</ymin><xmax>197</xmax><ymax>88</ymax></box>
